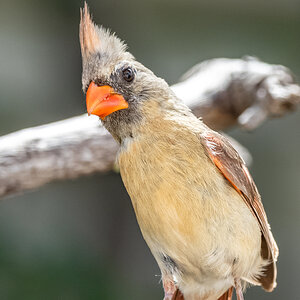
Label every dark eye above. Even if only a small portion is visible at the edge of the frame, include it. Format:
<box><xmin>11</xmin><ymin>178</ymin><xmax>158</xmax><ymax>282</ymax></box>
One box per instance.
<box><xmin>122</xmin><ymin>67</ymin><xmax>135</xmax><ymax>82</ymax></box>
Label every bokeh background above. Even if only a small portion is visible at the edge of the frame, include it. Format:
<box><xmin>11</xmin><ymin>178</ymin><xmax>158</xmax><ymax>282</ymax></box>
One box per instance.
<box><xmin>0</xmin><ymin>0</ymin><xmax>299</xmax><ymax>299</ymax></box>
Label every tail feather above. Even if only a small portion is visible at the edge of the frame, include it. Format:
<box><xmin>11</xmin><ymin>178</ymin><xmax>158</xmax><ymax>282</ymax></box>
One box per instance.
<box><xmin>171</xmin><ymin>288</ymin><xmax>184</xmax><ymax>300</ymax></box>
<box><xmin>171</xmin><ymin>286</ymin><xmax>233</xmax><ymax>300</ymax></box>
<box><xmin>218</xmin><ymin>287</ymin><xmax>233</xmax><ymax>300</ymax></box>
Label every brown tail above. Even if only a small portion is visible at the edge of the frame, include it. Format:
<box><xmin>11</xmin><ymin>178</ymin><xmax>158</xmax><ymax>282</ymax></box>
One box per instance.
<box><xmin>218</xmin><ymin>287</ymin><xmax>233</xmax><ymax>300</ymax></box>
<box><xmin>171</xmin><ymin>288</ymin><xmax>184</xmax><ymax>300</ymax></box>
<box><xmin>171</xmin><ymin>287</ymin><xmax>233</xmax><ymax>300</ymax></box>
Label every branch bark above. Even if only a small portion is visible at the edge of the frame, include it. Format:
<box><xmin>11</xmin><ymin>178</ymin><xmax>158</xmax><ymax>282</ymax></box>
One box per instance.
<box><xmin>173</xmin><ymin>56</ymin><xmax>300</xmax><ymax>130</ymax></box>
<box><xmin>0</xmin><ymin>57</ymin><xmax>299</xmax><ymax>199</ymax></box>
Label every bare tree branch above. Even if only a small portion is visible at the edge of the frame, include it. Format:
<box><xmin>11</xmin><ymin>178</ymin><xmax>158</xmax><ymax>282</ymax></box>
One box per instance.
<box><xmin>173</xmin><ymin>56</ymin><xmax>300</xmax><ymax>130</ymax></box>
<box><xmin>0</xmin><ymin>115</ymin><xmax>118</xmax><ymax>198</ymax></box>
<box><xmin>0</xmin><ymin>57</ymin><xmax>299</xmax><ymax>199</ymax></box>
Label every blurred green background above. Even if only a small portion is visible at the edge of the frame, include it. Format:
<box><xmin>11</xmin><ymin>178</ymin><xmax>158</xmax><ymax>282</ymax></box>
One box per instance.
<box><xmin>0</xmin><ymin>0</ymin><xmax>299</xmax><ymax>299</ymax></box>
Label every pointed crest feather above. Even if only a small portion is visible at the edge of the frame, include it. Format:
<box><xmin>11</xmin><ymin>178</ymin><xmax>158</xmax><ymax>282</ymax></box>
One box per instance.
<box><xmin>79</xmin><ymin>2</ymin><xmax>128</xmax><ymax>61</ymax></box>
<box><xmin>80</xmin><ymin>2</ymin><xmax>100</xmax><ymax>58</ymax></box>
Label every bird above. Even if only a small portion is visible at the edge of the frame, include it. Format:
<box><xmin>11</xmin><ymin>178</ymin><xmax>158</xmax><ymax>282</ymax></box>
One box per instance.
<box><xmin>79</xmin><ymin>3</ymin><xmax>278</xmax><ymax>300</ymax></box>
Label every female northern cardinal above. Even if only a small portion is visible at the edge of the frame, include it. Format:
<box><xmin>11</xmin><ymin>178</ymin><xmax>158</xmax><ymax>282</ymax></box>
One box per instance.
<box><xmin>79</xmin><ymin>4</ymin><xmax>278</xmax><ymax>300</ymax></box>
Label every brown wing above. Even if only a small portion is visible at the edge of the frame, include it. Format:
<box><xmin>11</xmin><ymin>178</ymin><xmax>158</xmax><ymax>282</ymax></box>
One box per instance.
<box><xmin>201</xmin><ymin>130</ymin><xmax>278</xmax><ymax>291</ymax></box>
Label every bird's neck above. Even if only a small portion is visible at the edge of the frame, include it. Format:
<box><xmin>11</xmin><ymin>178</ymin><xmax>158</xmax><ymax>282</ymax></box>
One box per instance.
<box><xmin>103</xmin><ymin>96</ymin><xmax>200</xmax><ymax>145</ymax></box>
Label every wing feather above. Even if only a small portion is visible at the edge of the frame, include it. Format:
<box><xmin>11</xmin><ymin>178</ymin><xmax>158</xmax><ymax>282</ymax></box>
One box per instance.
<box><xmin>201</xmin><ymin>130</ymin><xmax>278</xmax><ymax>291</ymax></box>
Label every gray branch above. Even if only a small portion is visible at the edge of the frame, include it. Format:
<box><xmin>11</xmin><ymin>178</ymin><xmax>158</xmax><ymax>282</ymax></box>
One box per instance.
<box><xmin>173</xmin><ymin>56</ymin><xmax>300</xmax><ymax>130</ymax></box>
<box><xmin>0</xmin><ymin>57</ymin><xmax>299</xmax><ymax>199</ymax></box>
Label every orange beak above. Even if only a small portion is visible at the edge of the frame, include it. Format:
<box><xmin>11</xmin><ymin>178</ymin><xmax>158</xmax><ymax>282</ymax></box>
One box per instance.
<box><xmin>86</xmin><ymin>81</ymin><xmax>129</xmax><ymax>119</ymax></box>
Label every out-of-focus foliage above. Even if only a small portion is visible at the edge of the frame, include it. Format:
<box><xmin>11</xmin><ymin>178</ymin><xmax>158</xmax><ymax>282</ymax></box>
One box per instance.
<box><xmin>0</xmin><ymin>0</ymin><xmax>299</xmax><ymax>299</ymax></box>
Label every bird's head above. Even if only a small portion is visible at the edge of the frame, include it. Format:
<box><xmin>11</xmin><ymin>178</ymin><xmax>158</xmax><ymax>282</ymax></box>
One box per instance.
<box><xmin>79</xmin><ymin>3</ymin><xmax>178</xmax><ymax>142</ymax></box>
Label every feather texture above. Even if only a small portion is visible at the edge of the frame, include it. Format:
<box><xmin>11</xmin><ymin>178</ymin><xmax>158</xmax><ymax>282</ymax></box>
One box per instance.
<box><xmin>118</xmin><ymin>102</ymin><xmax>273</xmax><ymax>299</ymax></box>
<box><xmin>217</xmin><ymin>287</ymin><xmax>233</xmax><ymax>300</ymax></box>
<box><xmin>201</xmin><ymin>130</ymin><xmax>278</xmax><ymax>291</ymax></box>
<box><xmin>172</xmin><ymin>289</ymin><xmax>185</xmax><ymax>300</ymax></box>
<box><xmin>79</xmin><ymin>6</ymin><xmax>278</xmax><ymax>297</ymax></box>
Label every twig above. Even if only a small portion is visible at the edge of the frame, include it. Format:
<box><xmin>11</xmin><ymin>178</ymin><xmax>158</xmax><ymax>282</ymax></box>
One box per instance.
<box><xmin>0</xmin><ymin>57</ymin><xmax>299</xmax><ymax>199</ymax></box>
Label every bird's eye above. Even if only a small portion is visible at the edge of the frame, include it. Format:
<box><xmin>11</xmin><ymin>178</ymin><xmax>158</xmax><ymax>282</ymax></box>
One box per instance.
<box><xmin>122</xmin><ymin>67</ymin><xmax>135</xmax><ymax>82</ymax></box>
